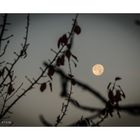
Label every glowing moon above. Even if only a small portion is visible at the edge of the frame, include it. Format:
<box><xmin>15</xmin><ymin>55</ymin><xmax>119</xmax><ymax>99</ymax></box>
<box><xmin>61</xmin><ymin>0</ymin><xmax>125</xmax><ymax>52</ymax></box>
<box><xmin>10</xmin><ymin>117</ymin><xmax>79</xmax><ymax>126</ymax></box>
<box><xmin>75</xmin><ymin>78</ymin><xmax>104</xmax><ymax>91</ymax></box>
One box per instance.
<box><xmin>92</xmin><ymin>64</ymin><xmax>104</xmax><ymax>76</ymax></box>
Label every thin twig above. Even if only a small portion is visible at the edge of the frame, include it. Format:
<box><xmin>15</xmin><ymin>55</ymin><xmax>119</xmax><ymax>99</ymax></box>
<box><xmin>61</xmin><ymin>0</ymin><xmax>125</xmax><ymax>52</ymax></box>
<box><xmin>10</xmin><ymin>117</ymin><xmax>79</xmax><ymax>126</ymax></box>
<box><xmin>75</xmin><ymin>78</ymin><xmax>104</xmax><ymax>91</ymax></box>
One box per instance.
<box><xmin>0</xmin><ymin>14</ymin><xmax>7</xmax><ymax>50</ymax></box>
<box><xmin>6</xmin><ymin>83</ymin><xmax>23</xmax><ymax>102</ymax></box>
<box><xmin>55</xmin><ymin>59</ymin><xmax>73</xmax><ymax>126</ymax></box>
<box><xmin>0</xmin><ymin>14</ymin><xmax>30</xmax><ymax>86</ymax></box>
<box><xmin>53</xmin><ymin>67</ymin><xmax>107</xmax><ymax>104</ymax></box>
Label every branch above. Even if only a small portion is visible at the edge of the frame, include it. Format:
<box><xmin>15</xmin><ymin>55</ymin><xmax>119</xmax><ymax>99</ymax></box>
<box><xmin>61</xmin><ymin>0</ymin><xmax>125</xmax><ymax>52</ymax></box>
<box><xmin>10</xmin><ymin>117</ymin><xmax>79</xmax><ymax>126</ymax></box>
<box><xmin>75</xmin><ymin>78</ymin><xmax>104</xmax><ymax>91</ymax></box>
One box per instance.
<box><xmin>0</xmin><ymin>14</ymin><xmax>78</xmax><ymax>120</ymax></box>
<box><xmin>0</xmin><ymin>14</ymin><xmax>30</xmax><ymax>86</ymax></box>
<box><xmin>68</xmin><ymin>97</ymin><xmax>102</xmax><ymax>112</ymax></box>
<box><xmin>50</xmin><ymin>66</ymin><xmax>108</xmax><ymax>104</ymax></box>
<box><xmin>0</xmin><ymin>14</ymin><xmax>13</xmax><ymax>57</ymax></box>
<box><xmin>0</xmin><ymin>14</ymin><xmax>7</xmax><ymax>50</ymax></box>
<box><xmin>0</xmin><ymin>40</ymin><xmax>10</xmax><ymax>57</ymax></box>
<box><xmin>39</xmin><ymin>115</ymin><xmax>53</xmax><ymax>126</ymax></box>
<box><xmin>118</xmin><ymin>104</ymin><xmax>140</xmax><ymax>115</ymax></box>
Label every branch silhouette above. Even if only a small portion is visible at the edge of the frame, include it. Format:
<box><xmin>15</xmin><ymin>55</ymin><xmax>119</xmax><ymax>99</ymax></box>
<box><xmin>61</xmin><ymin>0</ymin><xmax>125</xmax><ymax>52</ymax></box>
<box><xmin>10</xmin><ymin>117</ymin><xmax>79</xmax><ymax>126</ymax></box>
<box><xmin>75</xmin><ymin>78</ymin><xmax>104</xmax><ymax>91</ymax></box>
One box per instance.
<box><xmin>0</xmin><ymin>14</ymin><xmax>13</xmax><ymax>57</ymax></box>
<box><xmin>0</xmin><ymin>14</ymin><xmax>30</xmax><ymax>120</ymax></box>
<box><xmin>0</xmin><ymin>14</ymin><xmax>140</xmax><ymax>126</ymax></box>
<box><xmin>0</xmin><ymin>14</ymin><xmax>80</xmax><ymax>125</ymax></box>
<box><xmin>40</xmin><ymin>66</ymin><xmax>140</xmax><ymax>126</ymax></box>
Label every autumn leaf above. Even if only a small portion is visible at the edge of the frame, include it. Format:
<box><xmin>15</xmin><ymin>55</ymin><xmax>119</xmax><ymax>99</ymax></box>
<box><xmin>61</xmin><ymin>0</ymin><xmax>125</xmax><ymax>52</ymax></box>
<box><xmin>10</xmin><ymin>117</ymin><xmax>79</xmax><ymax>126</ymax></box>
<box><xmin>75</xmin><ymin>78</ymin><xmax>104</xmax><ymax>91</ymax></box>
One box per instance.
<box><xmin>40</xmin><ymin>82</ymin><xmax>47</xmax><ymax>92</ymax></box>
<box><xmin>56</xmin><ymin>57</ymin><xmax>61</xmax><ymax>66</ymax></box>
<box><xmin>56</xmin><ymin>115</ymin><xmax>60</xmax><ymax>123</ymax></box>
<box><xmin>68</xmin><ymin>74</ymin><xmax>74</xmax><ymax>78</ymax></box>
<box><xmin>47</xmin><ymin>66</ymin><xmax>55</xmax><ymax>79</ymax></box>
<box><xmin>57</xmin><ymin>34</ymin><xmax>68</xmax><ymax>48</ymax></box>
<box><xmin>61</xmin><ymin>34</ymin><xmax>68</xmax><ymax>45</ymax></box>
<box><xmin>75</xmin><ymin>119</ymin><xmax>89</xmax><ymax>126</ymax></box>
<box><xmin>57</xmin><ymin>37</ymin><xmax>61</xmax><ymax>48</ymax></box>
<box><xmin>115</xmin><ymin>77</ymin><xmax>122</xmax><ymax>81</ymax></box>
<box><xmin>71</xmin><ymin>79</ymin><xmax>76</xmax><ymax>86</ymax></box>
<box><xmin>65</xmin><ymin>50</ymin><xmax>71</xmax><ymax>60</ymax></box>
<box><xmin>49</xmin><ymin>82</ymin><xmax>53</xmax><ymax>92</ymax></box>
<box><xmin>114</xmin><ymin>90</ymin><xmax>122</xmax><ymax>102</ymax></box>
<box><xmin>74</xmin><ymin>25</ymin><xmax>81</xmax><ymax>35</ymax></box>
<box><xmin>67</xmin><ymin>43</ymin><xmax>71</xmax><ymax>50</ymax></box>
<box><xmin>122</xmin><ymin>92</ymin><xmax>126</xmax><ymax>98</ymax></box>
<box><xmin>8</xmin><ymin>84</ymin><xmax>14</xmax><ymax>95</ymax></box>
<box><xmin>60</xmin><ymin>55</ymin><xmax>65</xmax><ymax>66</ymax></box>
<box><xmin>0</xmin><ymin>70</ymin><xmax>2</xmax><ymax>77</ymax></box>
<box><xmin>0</xmin><ymin>68</ymin><xmax>4</xmax><ymax>77</ymax></box>
<box><xmin>101</xmin><ymin>109</ymin><xmax>106</xmax><ymax>116</ymax></box>
<box><xmin>108</xmin><ymin>90</ymin><xmax>114</xmax><ymax>104</ymax></box>
<box><xmin>106</xmin><ymin>102</ymin><xmax>114</xmax><ymax>117</ymax></box>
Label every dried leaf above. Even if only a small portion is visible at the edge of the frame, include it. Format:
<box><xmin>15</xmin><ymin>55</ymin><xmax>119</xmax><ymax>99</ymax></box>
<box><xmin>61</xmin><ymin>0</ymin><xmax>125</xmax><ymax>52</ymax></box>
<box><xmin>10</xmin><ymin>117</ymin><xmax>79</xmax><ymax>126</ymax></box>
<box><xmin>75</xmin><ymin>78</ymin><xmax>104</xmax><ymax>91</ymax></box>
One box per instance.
<box><xmin>49</xmin><ymin>82</ymin><xmax>52</xmax><ymax>92</ymax></box>
<box><xmin>65</xmin><ymin>50</ymin><xmax>71</xmax><ymax>60</ymax></box>
<box><xmin>101</xmin><ymin>109</ymin><xmax>106</xmax><ymax>116</ymax></box>
<box><xmin>67</xmin><ymin>43</ymin><xmax>72</xmax><ymax>49</ymax></box>
<box><xmin>106</xmin><ymin>102</ymin><xmax>114</xmax><ymax>117</ymax></box>
<box><xmin>60</xmin><ymin>55</ymin><xmax>65</xmax><ymax>66</ymax></box>
<box><xmin>114</xmin><ymin>90</ymin><xmax>121</xmax><ymax>102</ymax></box>
<box><xmin>57</xmin><ymin>37</ymin><xmax>61</xmax><ymax>48</ymax></box>
<box><xmin>74</xmin><ymin>25</ymin><xmax>81</xmax><ymax>35</ymax></box>
<box><xmin>47</xmin><ymin>66</ymin><xmax>55</xmax><ymax>79</ymax></box>
<box><xmin>57</xmin><ymin>34</ymin><xmax>68</xmax><ymax>48</ymax></box>
<box><xmin>61</xmin><ymin>34</ymin><xmax>68</xmax><ymax>45</ymax></box>
<box><xmin>76</xmin><ymin>119</ymin><xmax>89</xmax><ymax>126</ymax></box>
<box><xmin>115</xmin><ymin>77</ymin><xmax>122</xmax><ymax>81</ymax></box>
<box><xmin>71</xmin><ymin>79</ymin><xmax>76</xmax><ymax>86</ymax></box>
<box><xmin>8</xmin><ymin>84</ymin><xmax>14</xmax><ymax>95</ymax></box>
<box><xmin>0</xmin><ymin>70</ymin><xmax>2</xmax><ymax>77</ymax></box>
<box><xmin>68</xmin><ymin>74</ymin><xmax>74</xmax><ymax>78</ymax></box>
<box><xmin>108</xmin><ymin>90</ymin><xmax>114</xmax><ymax>104</ymax></box>
<box><xmin>40</xmin><ymin>82</ymin><xmax>47</xmax><ymax>92</ymax></box>
<box><xmin>0</xmin><ymin>68</ymin><xmax>4</xmax><ymax>77</ymax></box>
<box><xmin>56</xmin><ymin>57</ymin><xmax>61</xmax><ymax>67</ymax></box>
<box><xmin>122</xmin><ymin>92</ymin><xmax>126</xmax><ymax>98</ymax></box>
<box><xmin>56</xmin><ymin>115</ymin><xmax>60</xmax><ymax>123</ymax></box>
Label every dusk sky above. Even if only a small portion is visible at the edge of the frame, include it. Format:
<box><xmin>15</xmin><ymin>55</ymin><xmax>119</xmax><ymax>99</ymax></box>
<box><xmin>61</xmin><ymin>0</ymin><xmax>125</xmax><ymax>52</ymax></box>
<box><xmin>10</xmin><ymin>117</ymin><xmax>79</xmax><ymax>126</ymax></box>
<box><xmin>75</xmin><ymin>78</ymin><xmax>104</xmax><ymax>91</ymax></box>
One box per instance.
<box><xmin>1</xmin><ymin>14</ymin><xmax>140</xmax><ymax>126</ymax></box>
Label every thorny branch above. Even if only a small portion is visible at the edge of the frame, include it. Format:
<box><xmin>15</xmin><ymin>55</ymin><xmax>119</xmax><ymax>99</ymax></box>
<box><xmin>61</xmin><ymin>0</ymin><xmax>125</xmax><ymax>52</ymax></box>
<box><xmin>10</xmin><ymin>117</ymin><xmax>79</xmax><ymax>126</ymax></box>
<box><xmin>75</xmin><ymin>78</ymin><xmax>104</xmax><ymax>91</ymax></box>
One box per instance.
<box><xmin>1</xmin><ymin>14</ymin><xmax>140</xmax><ymax>126</ymax></box>
<box><xmin>53</xmin><ymin>66</ymin><xmax>108</xmax><ymax>104</ymax></box>
<box><xmin>54</xmin><ymin>24</ymin><xmax>76</xmax><ymax>126</ymax></box>
<box><xmin>40</xmin><ymin>66</ymin><xmax>140</xmax><ymax>126</ymax></box>
<box><xmin>0</xmin><ymin>14</ymin><xmax>13</xmax><ymax>57</ymax></box>
<box><xmin>40</xmin><ymin>14</ymin><xmax>84</xmax><ymax>126</ymax></box>
<box><xmin>0</xmin><ymin>14</ymin><xmax>80</xmax><ymax>122</ymax></box>
<box><xmin>0</xmin><ymin>14</ymin><xmax>30</xmax><ymax>120</ymax></box>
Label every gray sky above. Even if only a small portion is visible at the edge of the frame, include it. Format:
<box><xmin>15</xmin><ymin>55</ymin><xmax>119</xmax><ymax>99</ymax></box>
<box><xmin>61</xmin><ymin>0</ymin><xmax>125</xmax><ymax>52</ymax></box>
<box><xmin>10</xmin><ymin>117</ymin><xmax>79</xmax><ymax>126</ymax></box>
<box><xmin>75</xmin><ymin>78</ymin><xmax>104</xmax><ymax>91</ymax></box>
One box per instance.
<box><xmin>1</xmin><ymin>14</ymin><xmax>140</xmax><ymax>126</ymax></box>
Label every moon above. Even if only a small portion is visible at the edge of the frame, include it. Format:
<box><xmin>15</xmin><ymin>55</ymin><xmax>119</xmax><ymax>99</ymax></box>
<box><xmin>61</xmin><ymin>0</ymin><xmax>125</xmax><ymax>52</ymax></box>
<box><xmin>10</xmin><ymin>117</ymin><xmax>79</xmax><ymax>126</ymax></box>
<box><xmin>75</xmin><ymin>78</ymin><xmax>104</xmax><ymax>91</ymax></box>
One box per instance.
<box><xmin>92</xmin><ymin>64</ymin><xmax>104</xmax><ymax>76</ymax></box>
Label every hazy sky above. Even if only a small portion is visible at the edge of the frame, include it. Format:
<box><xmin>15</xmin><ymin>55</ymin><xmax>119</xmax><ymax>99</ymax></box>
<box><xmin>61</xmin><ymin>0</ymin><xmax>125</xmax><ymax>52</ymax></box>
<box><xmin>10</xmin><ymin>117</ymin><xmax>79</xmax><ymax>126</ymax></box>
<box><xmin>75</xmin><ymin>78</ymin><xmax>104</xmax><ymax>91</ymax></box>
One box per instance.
<box><xmin>1</xmin><ymin>14</ymin><xmax>140</xmax><ymax>126</ymax></box>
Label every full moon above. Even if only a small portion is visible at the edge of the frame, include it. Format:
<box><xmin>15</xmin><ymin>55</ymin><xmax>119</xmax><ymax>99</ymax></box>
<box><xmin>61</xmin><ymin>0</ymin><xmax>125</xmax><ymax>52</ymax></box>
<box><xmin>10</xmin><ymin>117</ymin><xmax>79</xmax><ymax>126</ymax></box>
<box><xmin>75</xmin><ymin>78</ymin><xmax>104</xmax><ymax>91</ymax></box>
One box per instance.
<box><xmin>92</xmin><ymin>64</ymin><xmax>104</xmax><ymax>76</ymax></box>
